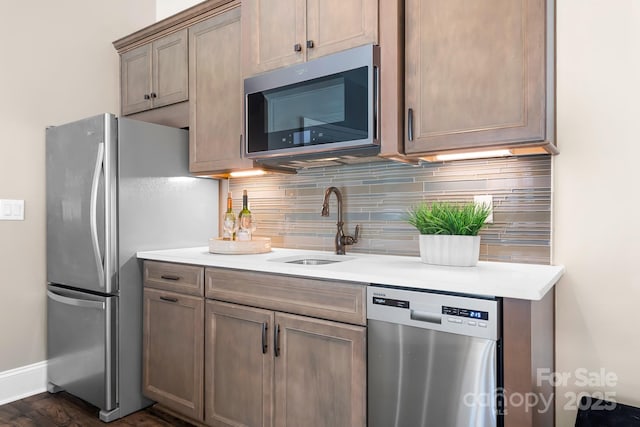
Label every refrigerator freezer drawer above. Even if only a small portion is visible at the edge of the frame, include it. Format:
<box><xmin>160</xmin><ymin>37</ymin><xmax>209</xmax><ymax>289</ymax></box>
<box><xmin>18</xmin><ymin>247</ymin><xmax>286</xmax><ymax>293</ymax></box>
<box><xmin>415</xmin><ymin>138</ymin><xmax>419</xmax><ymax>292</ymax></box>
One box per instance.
<box><xmin>47</xmin><ymin>285</ymin><xmax>117</xmax><ymax>411</ymax></box>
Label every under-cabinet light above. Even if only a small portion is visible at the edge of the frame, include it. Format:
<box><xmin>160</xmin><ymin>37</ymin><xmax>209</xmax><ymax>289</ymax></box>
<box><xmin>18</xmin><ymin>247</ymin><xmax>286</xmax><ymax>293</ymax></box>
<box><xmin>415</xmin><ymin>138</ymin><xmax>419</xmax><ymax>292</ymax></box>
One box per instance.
<box><xmin>433</xmin><ymin>149</ymin><xmax>513</xmax><ymax>162</ymax></box>
<box><xmin>310</xmin><ymin>157</ymin><xmax>339</xmax><ymax>162</ymax></box>
<box><xmin>229</xmin><ymin>169</ymin><xmax>267</xmax><ymax>178</ymax></box>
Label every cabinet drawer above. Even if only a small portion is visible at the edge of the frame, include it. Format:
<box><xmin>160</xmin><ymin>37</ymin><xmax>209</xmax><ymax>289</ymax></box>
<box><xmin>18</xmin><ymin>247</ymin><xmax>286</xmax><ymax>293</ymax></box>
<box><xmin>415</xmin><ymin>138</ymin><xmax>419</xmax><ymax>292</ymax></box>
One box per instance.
<box><xmin>205</xmin><ymin>267</ymin><xmax>366</xmax><ymax>325</ymax></box>
<box><xmin>143</xmin><ymin>261</ymin><xmax>204</xmax><ymax>296</ymax></box>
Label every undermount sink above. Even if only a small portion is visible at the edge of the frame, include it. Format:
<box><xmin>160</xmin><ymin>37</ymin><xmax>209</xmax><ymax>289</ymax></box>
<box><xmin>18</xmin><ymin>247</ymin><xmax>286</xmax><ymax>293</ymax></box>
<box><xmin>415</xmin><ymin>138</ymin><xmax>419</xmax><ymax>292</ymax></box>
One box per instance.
<box><xmin>268</xmin><ymin>255</ymin><xmax>355</xmax><ymax>265</ymax></box>
<box><xmin>286</xmin><ymin>258</ymin><xmax>340</xmax><ymax>265</ymax></box>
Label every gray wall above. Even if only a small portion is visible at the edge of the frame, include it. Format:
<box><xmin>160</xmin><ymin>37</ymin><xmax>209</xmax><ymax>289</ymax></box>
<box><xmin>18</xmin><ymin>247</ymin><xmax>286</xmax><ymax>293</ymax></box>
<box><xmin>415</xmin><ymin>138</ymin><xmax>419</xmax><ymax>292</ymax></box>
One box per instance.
<box><xmin>0</xmin><ymin>1</ymin><xmax>156</xmax><ymax>373</ymax></box>
<box><xmin>229</xmin><ymin>155</ymin><xmax>551</xmax><ymax>264</ymax></box>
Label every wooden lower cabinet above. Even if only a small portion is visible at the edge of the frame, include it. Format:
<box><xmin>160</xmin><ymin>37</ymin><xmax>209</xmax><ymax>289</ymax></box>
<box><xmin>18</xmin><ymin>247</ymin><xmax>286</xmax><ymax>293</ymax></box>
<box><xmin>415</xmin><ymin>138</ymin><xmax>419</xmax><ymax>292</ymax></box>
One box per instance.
<box><xmin>205</xmin><ymin>300</ymin><xmax>366</xmax><ymax>427</ymax></box>
<box><xmin>143</xmin><ymin>288</ymin><xmax>204</xmax><ymax>421</ymax></box>
<box><xmin>140</xmin><ymin>261</ymin><xmax>552</xmax><ymax>427</ymax></box>
<box><xmin>205</xmin><ymin>300</ymin><xmax>273</xmax><ymax>427</ymax></box>
<box><xmin>502</xmin><ymin>292</ymin><xmax>555</xmax><ymax>427</ymax></box>
<box><xmin>274</xmin><ymin>312</ymin><xmax>366</xmax><ymax>427</ymax></box>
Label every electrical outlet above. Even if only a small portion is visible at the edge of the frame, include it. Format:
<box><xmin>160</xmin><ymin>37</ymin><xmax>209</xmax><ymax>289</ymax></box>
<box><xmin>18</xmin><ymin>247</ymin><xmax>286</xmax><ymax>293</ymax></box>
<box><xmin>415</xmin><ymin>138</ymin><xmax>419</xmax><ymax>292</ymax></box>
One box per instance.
<box><xmin>474</xmin><ymin>195</ymin><xmax>493</xmax><ymax>224</ymax></box>
<box><xmin>0</xmin><ymin>199</ymin><xmax>25</xmax><ymax>220</ymax></box>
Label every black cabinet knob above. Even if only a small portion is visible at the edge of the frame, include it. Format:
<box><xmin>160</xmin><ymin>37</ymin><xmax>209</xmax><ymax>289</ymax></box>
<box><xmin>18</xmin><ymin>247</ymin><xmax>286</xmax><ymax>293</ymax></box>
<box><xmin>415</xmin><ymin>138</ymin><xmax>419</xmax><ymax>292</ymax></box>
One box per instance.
<box><xmin>144</xmin><ymin>94</ymin><xmax>150</xmax><ymax>100</ymax></box>
<box><xmin>294</xmin><ymin>43</ymin><xmax>302</xmax><ymax>52</ymax></box>
<box><xmin>306</xmin><ymin>40</ymin><xmax>314</xmax><ymax>48</ymax></box>
<box><xmin>150</xmin><ymin>92</ymin><xmax>157</xmax><ymax>98</ymax></box>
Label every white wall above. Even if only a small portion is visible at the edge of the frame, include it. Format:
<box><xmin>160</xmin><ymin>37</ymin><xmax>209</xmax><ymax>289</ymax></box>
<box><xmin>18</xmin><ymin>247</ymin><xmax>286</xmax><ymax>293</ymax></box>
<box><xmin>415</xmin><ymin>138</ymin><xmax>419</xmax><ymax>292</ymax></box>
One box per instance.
<box><xmin>156</xmin><ymin>0</ymin><xmax>203</xmax><ymax>21</ymax></box>
<box><xmin>554</xmin><ymin>0</ymin><xmax>640</xmax><ymax>424</ymax></box>
<box><xmin>0</xmin><ymin>1</ymin><xmax>155</xmax><ymax>373</ymax></box>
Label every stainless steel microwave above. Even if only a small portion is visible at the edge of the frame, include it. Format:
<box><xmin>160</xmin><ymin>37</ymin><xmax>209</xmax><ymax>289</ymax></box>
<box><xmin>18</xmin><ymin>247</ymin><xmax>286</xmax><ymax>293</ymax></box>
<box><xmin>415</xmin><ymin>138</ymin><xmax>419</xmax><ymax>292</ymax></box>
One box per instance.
<box><xmin>244</xmin><ymin>44</ymin><xmax>380</xmax><ymax>162</ymax></box>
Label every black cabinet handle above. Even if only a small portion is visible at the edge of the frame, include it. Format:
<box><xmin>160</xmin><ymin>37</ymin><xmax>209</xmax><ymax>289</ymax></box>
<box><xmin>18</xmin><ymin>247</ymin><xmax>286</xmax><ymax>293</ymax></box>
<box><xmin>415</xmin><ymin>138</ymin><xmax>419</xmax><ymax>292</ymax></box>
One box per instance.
<box><xmin>144</xmin><ymin>94</ymin><xmax>150</xmax><ymax>100</ymax></box>
<box><xmin>159</xmin><ymin>296</ymin><xmax>178</xmax><ymax>303</ymax></box>
<box><xmin>408</xmin><ymin>108</ymin><xmax>414</xmax><ymax>142</ymax></box>
<box><xmin>150</xmin><ymin>92</ymin><xmax>157</xmax><ymax>98</ymax></box>
<box><xmin>261</xmin><ymin>322</ymin><xmax>268</xmax><ymax>354</ymax></box>
<box><xmin>274</xmin><ymin>324</ymin><xmax>280</xmax><ymax>357</ymax></box>
<box><xmin>160</xmin><ymin>274</ymin><xmax>180</xmax><ymax>281</ymax></box>
<box><xmin>306</xmin><ymin>40</ymin><xmax>314</xmax><ymax>48</ymax></box>
<box><xmin>294</xmin><ymin>43</ymin><xmax>302</xmax><ymax>52</ymax></box>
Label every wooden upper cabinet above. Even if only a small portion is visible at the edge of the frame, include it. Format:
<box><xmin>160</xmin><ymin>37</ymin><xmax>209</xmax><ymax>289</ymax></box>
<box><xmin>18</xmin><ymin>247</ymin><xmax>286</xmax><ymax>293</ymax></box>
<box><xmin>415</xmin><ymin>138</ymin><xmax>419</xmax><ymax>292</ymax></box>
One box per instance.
<box><xmin>242</xmin><ymin>0</ymin><xmax>378</xmax><ymax>76</ymax></box>
<box><xmin>121</xmin><ymin>44</ymin><xmax>152</xmax><ymax>115</ymax></box>
<box><xmin>189</xmin><ymin>7</ymin><xmax>253</xmax><ymax>174</ymax></box>
<box><xmin>120</xmin><ymin>29</ymin><xmax>188</xmax><ymax>115</ymax></box>
<box><xmin>242</xmin><ymin>0</ymin><xmax>305</xmax><ymax>76</ymax></box>
<box><xmin>305</xmin><ymin>0</ymin><xmax>378</xmax><ymax>61</ymax></box>
<box><xmin>404</xmin><ymin>0</ymin><xmax>554</xmax><ymax>155</ymax></box>
<box><xmin>152</xmin><ymin>30</ymin><xmax>189</xmax><ymax>109</ymax></box>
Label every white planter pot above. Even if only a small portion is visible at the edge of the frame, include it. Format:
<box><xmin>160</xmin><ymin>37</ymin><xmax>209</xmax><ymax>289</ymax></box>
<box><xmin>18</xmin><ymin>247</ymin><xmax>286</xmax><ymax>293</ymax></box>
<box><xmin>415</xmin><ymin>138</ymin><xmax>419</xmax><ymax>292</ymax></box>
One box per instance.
<box><xmin>418</xmin><ymin>234</ymin><xmax>481</xmax><ymax>267</ymax></box>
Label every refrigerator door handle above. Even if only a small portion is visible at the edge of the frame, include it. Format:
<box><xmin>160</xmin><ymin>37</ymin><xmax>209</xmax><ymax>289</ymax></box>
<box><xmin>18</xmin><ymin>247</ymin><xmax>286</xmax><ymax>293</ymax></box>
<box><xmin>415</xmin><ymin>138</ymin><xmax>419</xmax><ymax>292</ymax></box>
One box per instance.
<box><xmin>47</xmin><ymin>290</ymin><xmax>106</xmax><ymax>310</ymax></box>
<box><xmin>90</xmin><ymin>142</ymin><xmax>105</xmax><ymax>290</ymax></box>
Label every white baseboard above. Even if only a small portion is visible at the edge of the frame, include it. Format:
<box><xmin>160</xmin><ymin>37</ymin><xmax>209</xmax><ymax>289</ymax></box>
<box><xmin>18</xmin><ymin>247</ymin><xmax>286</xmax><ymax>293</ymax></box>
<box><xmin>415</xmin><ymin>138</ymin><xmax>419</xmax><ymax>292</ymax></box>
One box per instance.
<box><xmin>0</xmin><ymin>361</ymin><xmax>48</xmax><ymax>406</ymax></box>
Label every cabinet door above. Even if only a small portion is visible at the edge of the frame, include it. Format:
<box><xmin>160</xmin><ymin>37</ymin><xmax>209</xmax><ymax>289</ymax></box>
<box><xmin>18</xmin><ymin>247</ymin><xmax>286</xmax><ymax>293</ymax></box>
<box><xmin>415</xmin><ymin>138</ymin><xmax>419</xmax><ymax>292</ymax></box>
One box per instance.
<box><xmin>404</xmin><ymin>0</ymin><xmax>546</xmax><ymax>154</ymax></box>
<box><xmin>152</xmin><ymin>29</ymin><xmax>188</xmax><ymax>109</ymax></box>
<box><xmin>205</xmin><ymin>300</ymin><xmax>274</xmax><ymax>427</ymax></box>
<box><xmin>242</xmin><ymin>0</ymin><xmax>306</xmax><ymax>76</ymax></box>
<box><xmin>143</xmin><ymin>288</ymin><xmax>203</xmax><ymax>421</ymax></box>
<box><xmin>274</xmin><ymin>313</ymin><xmax>366</xmax><ymax>427</ymax></box>
<box><xmin>121</xmin><ymin>44</ymin><xmax>152</xmax><ymax>115</ymax></box>
<box><xmin>189</xmin><ymin>7</ymin><xmax>253</xmax><ymax>174</ymax></box>
<box><xmin>305</xmin><ymin>0</ymin><xmax>378</xmax><ymax>61</ymax></box>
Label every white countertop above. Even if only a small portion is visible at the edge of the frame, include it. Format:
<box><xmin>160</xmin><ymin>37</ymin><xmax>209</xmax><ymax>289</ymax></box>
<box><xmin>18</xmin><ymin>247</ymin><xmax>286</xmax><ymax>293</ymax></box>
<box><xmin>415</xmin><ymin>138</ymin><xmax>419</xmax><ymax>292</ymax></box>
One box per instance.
<box><xmin>137</xmin><ymin>247</ymin><xmax>564</xmax><ymax>300</ymax></box>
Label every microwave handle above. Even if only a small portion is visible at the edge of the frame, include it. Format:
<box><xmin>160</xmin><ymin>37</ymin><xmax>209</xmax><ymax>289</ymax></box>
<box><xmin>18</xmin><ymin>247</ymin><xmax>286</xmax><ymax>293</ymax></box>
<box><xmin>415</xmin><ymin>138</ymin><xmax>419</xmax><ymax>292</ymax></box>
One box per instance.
<box><xmin>374</xmin><ymin>65</ymin><xmax>379</xmax><ymax>141</ymax></box>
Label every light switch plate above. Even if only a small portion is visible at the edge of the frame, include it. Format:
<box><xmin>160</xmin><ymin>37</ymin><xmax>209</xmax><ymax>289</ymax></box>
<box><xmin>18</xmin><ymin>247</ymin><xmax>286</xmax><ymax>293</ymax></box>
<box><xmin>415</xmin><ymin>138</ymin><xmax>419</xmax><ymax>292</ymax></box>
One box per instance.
<box><xmin>474</xmin><ymin>195</ymin><xmax>493</xmax><ymax>223</ymax></box>
<box><xmin>0</xmin><ymin>199</ymin><xmax>25</xmax><ymax>220</ymax></box>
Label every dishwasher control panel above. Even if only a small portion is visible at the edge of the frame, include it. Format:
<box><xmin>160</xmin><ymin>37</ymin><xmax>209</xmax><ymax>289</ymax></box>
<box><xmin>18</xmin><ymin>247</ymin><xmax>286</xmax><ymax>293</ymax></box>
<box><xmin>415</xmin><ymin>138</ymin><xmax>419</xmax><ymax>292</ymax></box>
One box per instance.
<box><xmin>367</xmin><ymin>286</ymin><xmax>500</xmax><ymax>341</ymax></box>
<box><xmin>442</xmin><ymin>305</ymin><xmax>488</xmax><ymax>320</ymax></box>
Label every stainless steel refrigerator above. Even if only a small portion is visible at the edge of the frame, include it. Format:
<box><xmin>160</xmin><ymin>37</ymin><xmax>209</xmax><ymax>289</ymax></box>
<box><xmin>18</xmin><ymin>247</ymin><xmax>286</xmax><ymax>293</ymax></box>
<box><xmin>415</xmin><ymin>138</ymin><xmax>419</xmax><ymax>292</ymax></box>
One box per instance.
<box><xmin>45</xmin><ymin>113</ymin><xmax>217</xmax><ymax>422</ymax></box>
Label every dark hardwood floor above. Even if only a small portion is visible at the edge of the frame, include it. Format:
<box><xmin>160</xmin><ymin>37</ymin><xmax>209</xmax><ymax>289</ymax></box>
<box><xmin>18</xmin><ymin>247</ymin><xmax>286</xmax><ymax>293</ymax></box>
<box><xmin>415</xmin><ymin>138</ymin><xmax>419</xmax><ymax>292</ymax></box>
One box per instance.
<box><xmin>0</xmin><ymin>392</ymin><xmax>195</xmax><ymax>427</ymax></box>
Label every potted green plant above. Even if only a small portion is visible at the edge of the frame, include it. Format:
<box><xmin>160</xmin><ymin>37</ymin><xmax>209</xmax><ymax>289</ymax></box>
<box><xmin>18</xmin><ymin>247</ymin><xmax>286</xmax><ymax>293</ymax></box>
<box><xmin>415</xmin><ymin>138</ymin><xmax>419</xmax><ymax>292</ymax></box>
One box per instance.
<box><xmin>407</xmin><ymin>201</ymin><xmax>491</xmax><ymax>266</ymax></box>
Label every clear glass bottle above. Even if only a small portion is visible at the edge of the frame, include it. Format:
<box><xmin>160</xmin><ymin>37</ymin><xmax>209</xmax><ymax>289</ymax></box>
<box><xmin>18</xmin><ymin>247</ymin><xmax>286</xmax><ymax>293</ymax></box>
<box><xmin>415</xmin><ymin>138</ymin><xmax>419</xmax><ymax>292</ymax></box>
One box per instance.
<box><xmin>222</xmin><ymin>192</ymin><xmax>236</xmax><ymax>240</ymax></box>
<box><xmin>237</xmin><ymin>189</ymin><xmax>252</xmax><ymax>241</ymax></box>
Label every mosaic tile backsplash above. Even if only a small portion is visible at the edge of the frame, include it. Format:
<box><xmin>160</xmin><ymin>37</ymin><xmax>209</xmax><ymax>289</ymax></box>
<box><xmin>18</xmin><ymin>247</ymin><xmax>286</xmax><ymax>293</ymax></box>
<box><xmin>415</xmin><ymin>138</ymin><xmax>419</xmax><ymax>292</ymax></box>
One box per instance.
<box><xmin>228</xmin><ymin>155</ymin><xmax>551</xmax><ymax>264</ymax></box>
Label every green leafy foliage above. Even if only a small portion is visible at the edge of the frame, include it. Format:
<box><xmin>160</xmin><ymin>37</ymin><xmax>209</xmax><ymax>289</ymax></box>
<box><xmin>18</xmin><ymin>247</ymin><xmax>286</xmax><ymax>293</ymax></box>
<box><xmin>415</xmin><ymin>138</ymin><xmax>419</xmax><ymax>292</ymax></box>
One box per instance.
<box><xmin>407</xmin><ymin>201</ymin><xmax>491</xmax><ymax>236</ymax></box>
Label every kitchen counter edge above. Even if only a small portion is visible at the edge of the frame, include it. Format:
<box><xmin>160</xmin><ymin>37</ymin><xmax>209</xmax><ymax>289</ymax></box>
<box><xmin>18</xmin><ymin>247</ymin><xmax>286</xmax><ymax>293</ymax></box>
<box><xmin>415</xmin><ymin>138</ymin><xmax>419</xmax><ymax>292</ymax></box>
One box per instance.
<box><xmin>136</xmin><ymin>247</ymin><xmax>565</xmax><ymax>301</ymax></box>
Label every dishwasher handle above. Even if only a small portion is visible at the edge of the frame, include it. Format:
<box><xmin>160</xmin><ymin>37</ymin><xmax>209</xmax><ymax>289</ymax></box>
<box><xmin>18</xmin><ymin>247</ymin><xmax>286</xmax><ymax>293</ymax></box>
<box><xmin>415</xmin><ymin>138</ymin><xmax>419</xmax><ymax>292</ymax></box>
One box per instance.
<box><xmin>410</xmin><ymin>309</ymin><xmax>442</xmax><ymax>324</ymax></box>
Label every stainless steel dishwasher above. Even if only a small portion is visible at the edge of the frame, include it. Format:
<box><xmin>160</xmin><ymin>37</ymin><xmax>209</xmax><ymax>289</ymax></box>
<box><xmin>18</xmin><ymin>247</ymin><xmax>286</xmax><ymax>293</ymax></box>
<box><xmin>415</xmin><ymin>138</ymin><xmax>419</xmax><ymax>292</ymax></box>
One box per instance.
<box><xmin>367</xmin><ymin>285</ymin><xmax>502</xmax><ymax>427</ymax></box>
